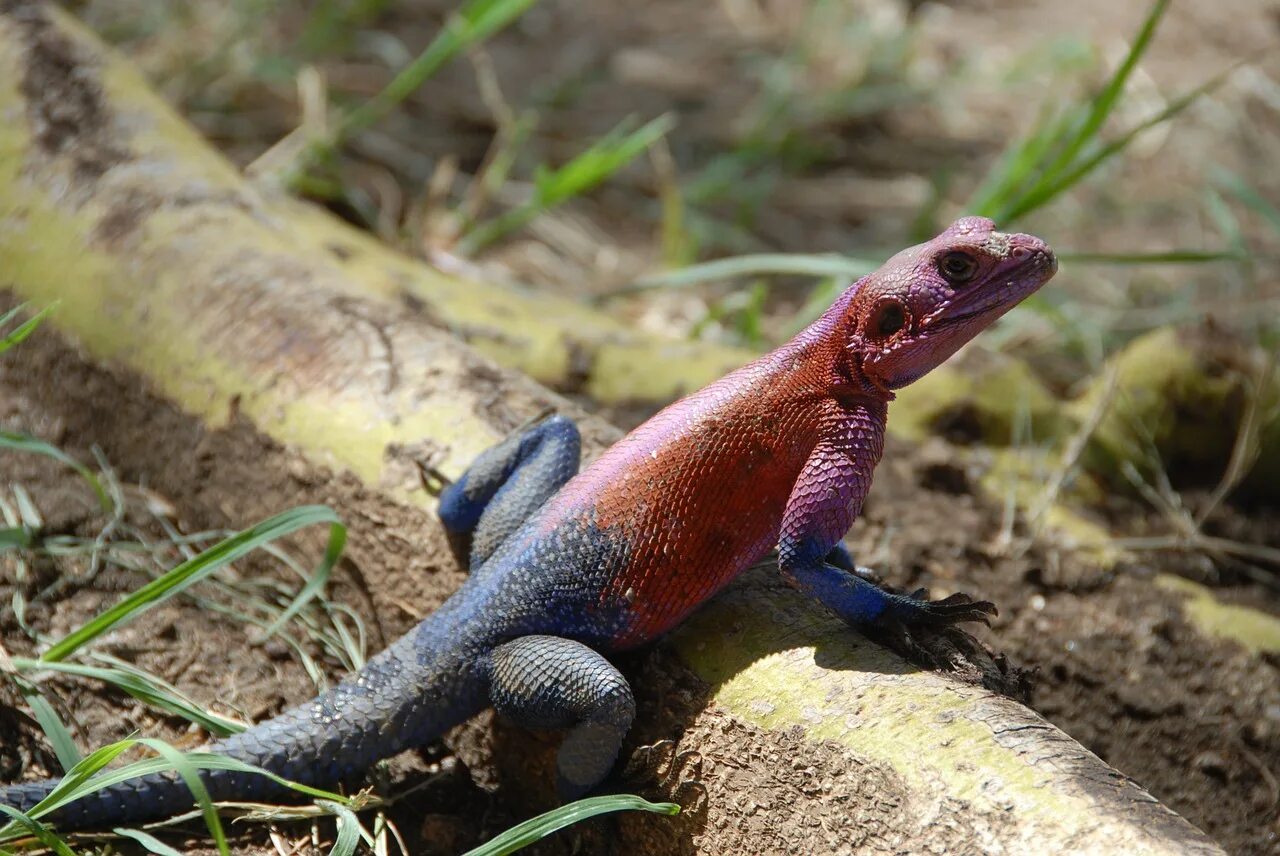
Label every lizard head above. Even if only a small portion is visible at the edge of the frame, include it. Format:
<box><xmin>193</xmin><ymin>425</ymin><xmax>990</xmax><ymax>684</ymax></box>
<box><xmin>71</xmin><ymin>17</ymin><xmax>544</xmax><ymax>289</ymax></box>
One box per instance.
<box><xmin>844</xmin><ymin>216</ymin><xmax>1056</xmax><ymax>394</ymax></box>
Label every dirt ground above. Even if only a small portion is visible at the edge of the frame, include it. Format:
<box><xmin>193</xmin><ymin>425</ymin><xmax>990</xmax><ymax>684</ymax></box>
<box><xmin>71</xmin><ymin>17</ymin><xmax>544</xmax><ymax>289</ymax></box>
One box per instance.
<box><xmin>3</xmin><ymin>0</ymin><xmax>1280</xmax><ymax>854</ymax></box>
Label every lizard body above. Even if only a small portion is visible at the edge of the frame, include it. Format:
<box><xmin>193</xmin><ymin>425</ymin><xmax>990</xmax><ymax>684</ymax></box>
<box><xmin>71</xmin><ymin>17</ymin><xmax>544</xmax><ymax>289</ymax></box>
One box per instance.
<box><xmin>0</xmin><ymin>217</ymin><xmax>1056</xmax><ymax>829</ymax></box>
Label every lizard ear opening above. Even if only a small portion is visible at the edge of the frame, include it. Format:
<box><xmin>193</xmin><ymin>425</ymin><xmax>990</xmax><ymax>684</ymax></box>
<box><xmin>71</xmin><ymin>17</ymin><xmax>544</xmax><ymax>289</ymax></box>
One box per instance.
<box><xmin>866</xmin><ymin>299</ymin><xmax>909</xmax><ymax>340</ymax></box>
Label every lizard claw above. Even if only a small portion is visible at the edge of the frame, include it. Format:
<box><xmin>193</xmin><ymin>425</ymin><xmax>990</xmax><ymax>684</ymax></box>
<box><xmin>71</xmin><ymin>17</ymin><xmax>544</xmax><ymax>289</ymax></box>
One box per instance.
<box><xmin>887</xmin><ymin>590</ymin><xmax>997</xmax><ymax>628</ymax></box>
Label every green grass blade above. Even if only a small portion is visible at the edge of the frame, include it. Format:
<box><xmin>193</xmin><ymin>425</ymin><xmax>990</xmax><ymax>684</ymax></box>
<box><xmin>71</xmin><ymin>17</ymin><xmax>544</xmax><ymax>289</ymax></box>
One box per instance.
<box><xmin>965</xmin><ymin>0</ymin><xmax>1234</xmax><ymax>225</ymax></box>
<box><xmin>1030</xmin><ymin>0</ymin><xmax>1169</xmax><ymax>193</ymax></box>
<box><xmin>609</xmin><ymin>252</ymin><xmax>877</xmax><ymax>298</ymax></box>
<box><xmin>0</xmin><ymin>805</ymin><xmax>75</xmax><ymax>856</ymax></box>
<box><xmin>1060</xmin><ymin>249</ymin><xmax>1245</xmax><ymax>265</ymax></box>
<box><xmin>0</xmin><ymin>431</ymin><xmax>109</xmax><ymax>511</ymax></box>
<box><xmin>40</xmin><ymin>754</ymin><xmax>346</xmax><ymax>817</ymax></box>
<box><xmin>1000</xmin><ymin>67</ymin><xmax>1228</xmax><ymax>223</ymax></box>
<box><xmin>284</xmin><ymin>0</ymin><xmax>538</xmax><ymax>188</ymax></box>
<box><xmin>321</xmin><ymin>800</ymin><xmax>363</xmax><ymax>856</ymax></box>
<box><xmin>111</xmin><ymin>826</ymin><xmax>188</xmax><ymax>855</ymax></box>
<box><xmin>0</xmin><ymin>302</ymin><xmax>56</xmax><ymax>356</ymax></box>
<box><xmin>0</xmin><ymin>526</ymin><xmax>34</xmax><ymax>552</ymax></box>
<box><xmin>137</xmin><ymin>739</ymin><xmax>228</xmax><ymax>856</ymax></box>
<box><xmin>459</xmin><ymin>114</ymin><xmax>675</xmax><ymax>254</ymax></box>
<box><xmin>40</xmin><ymin>505</ymin><xmax>346</xmax><ymax>663</ymax></box>
<box><xmin>262</xmin><ymin>520</ymin><xmax>346</xmax><ymax>637</ymax></box>
<box><xmin>462</xmin><ymin>795</ymin><xmax>679</xmax><ymax>856</ymax></box>
<box><xmin>968</xmin><ymin>103</ymin><xmax>1079</xmax><ymax>220</ymax></box>
<box><xmin>0</xmin><ymin>737</ymin><xmax>136</xmax><ymax>839</ymax></box>
<box><xmin>10</xmin><ymin>676</ymin><xmax>81</xmax><ymax>772</ymax></box>
<box><xmin>338</xmin><ymin>0</ymin><xmax>539</xmax><ymax>140</ymax></box>
<box><xmin>11</xmin><ymin>657</ymin><xmax>245</xmax><ymax>737</ymax></box>
<box><xmin>538</xmin><ymin>115</ymin><xmax>677</xmax><ymax>208</ymax></box>
<box><xmin>1</xmin><ymin>742</ymin><xmax>355</xmax><ymax>842</ymax></box>
<box><xmin>1214</xmin><ymin>168</ymin><xmax>1280</xmax><ymax>235</ymax></box>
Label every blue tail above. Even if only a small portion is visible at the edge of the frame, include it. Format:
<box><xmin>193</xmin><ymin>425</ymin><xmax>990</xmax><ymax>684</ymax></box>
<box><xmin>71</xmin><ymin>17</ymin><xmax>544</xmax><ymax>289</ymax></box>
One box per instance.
<box><xmin>1</xmin><ymin>616</ymin><xmax>490</xmax><ymax>830</ymax></box>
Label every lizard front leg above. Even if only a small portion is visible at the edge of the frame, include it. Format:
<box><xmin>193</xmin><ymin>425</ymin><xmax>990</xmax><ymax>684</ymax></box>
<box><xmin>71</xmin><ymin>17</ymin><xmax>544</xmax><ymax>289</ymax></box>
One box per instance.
<box><xmin>778</xmin><ymin>405</ymin><xmax>994</xmax><ymax>627</ymax></box>
<box><xmin>823</xmin><ymin>541</ymin><xmax>881</xmax><ymax>583</ymax></box>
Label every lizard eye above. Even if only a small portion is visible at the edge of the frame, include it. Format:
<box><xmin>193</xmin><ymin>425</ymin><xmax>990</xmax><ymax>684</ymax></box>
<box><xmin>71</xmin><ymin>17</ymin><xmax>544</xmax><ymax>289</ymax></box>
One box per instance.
<box><xmin>938</xmin><ymin>251</ymin><xmax>979</xmax><ymax>285</ymax></box>
<box><xmin>868</xmin><ymin>300</ymin><xmax>908</xmax><ymax>339</ymax></box>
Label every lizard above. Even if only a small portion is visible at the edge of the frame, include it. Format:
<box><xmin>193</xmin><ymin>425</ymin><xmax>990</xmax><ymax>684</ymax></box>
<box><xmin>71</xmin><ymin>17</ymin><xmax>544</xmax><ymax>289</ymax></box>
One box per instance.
<box><xmin>0</xmin><ymin>216</ymin><xmax>1056</xmax><ymax>830</ymax></box>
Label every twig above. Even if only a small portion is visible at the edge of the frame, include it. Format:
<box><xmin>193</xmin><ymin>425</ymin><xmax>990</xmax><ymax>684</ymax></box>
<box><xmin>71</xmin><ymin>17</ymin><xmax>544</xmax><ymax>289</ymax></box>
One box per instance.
<box><xmin>1198</xmin><ymin>354</ymin><xmax>1276</xmax><ymax>525</ymax></box>
<box><xmin>1026</xmin><ymin>364</ymin><xmax>1118</xmax><ymax>533</ymax></box>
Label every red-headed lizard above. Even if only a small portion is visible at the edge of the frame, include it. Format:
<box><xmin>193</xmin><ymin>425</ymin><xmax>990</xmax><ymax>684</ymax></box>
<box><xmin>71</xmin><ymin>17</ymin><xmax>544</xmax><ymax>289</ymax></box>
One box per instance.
<box><xmin>0</xmin><ymin>216</ymin><xmax>1057</xmax><ymax>827</ymax></box>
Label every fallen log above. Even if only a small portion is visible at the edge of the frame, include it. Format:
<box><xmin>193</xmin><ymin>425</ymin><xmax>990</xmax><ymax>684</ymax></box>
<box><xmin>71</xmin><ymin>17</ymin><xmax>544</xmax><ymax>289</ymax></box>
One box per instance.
<box><xmin>0</xmin><ymin>3</ymin><xmax>1227</xmax><ymax>853</ymax></box>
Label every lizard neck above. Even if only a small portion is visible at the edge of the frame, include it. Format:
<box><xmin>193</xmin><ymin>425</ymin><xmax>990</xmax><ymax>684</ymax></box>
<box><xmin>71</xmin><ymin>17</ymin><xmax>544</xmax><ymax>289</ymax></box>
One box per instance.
<box><xmin>779</xmin><ymin>282</ymin><xmax>895</xmax><ymax>409</ymax></box>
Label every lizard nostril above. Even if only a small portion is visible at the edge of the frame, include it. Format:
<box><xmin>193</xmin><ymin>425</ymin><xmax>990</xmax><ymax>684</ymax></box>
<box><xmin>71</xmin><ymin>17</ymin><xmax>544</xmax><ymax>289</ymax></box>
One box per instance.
<box><xmin>1012</xmin><ymin>246</ymin><xmax>1031</xmax><ymax>261</ymax></box>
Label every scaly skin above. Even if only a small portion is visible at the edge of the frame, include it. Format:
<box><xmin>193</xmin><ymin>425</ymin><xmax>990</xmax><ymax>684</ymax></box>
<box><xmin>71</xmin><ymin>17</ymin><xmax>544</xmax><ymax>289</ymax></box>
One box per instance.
<box><xmin>0</xmin><ymin>216</ymin><xmax>1056</xmax><ymax>829</ymax></box>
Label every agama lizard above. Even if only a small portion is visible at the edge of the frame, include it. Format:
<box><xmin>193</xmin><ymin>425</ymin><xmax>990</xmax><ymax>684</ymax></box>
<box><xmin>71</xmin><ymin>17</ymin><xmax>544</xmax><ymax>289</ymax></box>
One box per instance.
<box><xmin>0</xmin><ymin>216</ymin><xmax>1056</xmax><ymax>829</ymax></box>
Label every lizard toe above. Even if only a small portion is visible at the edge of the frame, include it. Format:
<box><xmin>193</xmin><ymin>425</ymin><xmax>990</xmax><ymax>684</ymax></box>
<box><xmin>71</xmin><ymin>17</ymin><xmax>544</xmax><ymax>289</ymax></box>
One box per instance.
<box><xmin>888</xmin><ymin>590</ymin><xmax>997</xmax><ymax>627</ymax></box>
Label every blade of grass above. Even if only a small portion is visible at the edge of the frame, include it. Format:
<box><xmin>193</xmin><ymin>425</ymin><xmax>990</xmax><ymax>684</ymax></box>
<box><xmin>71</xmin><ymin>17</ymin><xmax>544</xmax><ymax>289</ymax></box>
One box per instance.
<box><xmin>968</xmin><ymin>102</ymin><xmax>1080</xmax><ymax>220</ymax></box>
<box><xmin>1</xmin><ymin>740</ymin><xmax>356</xmax><ymax>842</ymax></box>
<box><xmin>1059</xmin><ymin>249</ymin><xmax>1245</xmax><ymax>264</ymax></box>
<box><xmin>0</xmin><ymin>302</ymin><xmax>56</xmax><ymax>355</ymax></box>
<box><xmin>1030</xmin><ymin>0</ymin><xmax>1170</xmax><ymax>193</ymax></box>
<box><xmin>57</xmin><ymin>752</ymin><xmax>352</xmax><ymax>811</ymax></box>
<box><xmin>40</xmin><ymin>505</ymin><xmax>346</xmax><ymax>663</ymax></box>
<box><xmin>111</xmin><ymin>826</ymin><xmax>187</xmax><ymax>856</ymax></box>
<box><xmin>606</xmin><ymin>252</ymin><xmax>877</xmax><ymax>299</ymax></box>
<box><xmin>285</xmin><ymin>0</ymin><xmax>539</xmax><ymax>187</ymax></box>
<box><xmin>1214</xmin><ymin>168</ymin><xmax>1280</xmax><ymax>235</ymax></box>
<box><xmin>263</xmin><ymin>516</ymin><xmax>346</xmax><ymax>637</ymax></box>
<box><xmin>0</xmin><ymin>525</ymin><xmax>34</xmax><ymax>552</ymax></box>
<box><xmin>137</xmin><ymin>738</ymin><xmax>229</xmax><ymax>856</ymax></box>
<box><xmin>458</xmin><ymin>114</ymin><xmax>676</xmax><ymax>254</ymax></box>
<box><xmin>965</xmin><ymin>0</ymin><xmax>1241</xmax><ymax>226</ymax></box>
<box><xmin>10</xmin><ymin>676</ymin><xmax>81</xmax><ymax>772</ymax></box>
<box><xmin>0</xmin><ymin>737</ymin><xmax>135</xmax><ymax>839</ymax></box>
<box><xmin>10</xmin><ymin>657</ymin><xmax>245</xmax><ymax>737</ymax></box>
<box><xmin>0</xmin><ymin>804</ymin><xmax>75</xmax><ymax>856</ymax></box>
<box><xmin>462</xmin><ymin>795</ymin><xmax>679</xmax><ymax>856</ymax></box>
<box><xmin>339</xmin><ymin>0</ymin><xmax>537</xmax><ymax>139</ymax></box>
<box><xmin>999</xmin><ymin>67</ymin><xmax>1233</xmax><ymax>223</ymax></box>
<box><xmin>320</xmin><ymin>800</ymin><xmax>363</xmax><ymax>856</ymax></box>
<box><xmin>0</xmin><ymin>432</ymin><xmax>109</xmax><ymax>511</ymax></box>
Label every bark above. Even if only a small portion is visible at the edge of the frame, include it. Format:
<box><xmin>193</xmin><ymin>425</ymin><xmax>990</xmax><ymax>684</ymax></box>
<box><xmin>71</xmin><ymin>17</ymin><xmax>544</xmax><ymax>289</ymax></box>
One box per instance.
<box><xmin>0</xmin><ymin>3</ymin><xmax>1234</xmax><ymax>853</ymax></box>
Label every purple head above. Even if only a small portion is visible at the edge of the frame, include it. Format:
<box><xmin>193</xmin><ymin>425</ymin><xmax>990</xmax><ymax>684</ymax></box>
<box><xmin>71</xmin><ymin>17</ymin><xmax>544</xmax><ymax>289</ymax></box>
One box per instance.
<box><xmin>842</xmin><ymin>216</ymin><xmax>1057</xmax><ymax>393</ymax></box>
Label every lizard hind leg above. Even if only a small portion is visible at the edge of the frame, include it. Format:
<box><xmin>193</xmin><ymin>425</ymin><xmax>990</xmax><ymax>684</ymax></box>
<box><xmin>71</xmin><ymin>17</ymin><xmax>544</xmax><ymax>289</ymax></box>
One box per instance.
<box><xmin>438</xmin><ymin>414</ymin><xmax>581</xmax><ymax>569</ymax></box>
<box><xmin>488</xmin><ymin>635</ymin><xmax>635</xmax><ymax>800</ymax></box>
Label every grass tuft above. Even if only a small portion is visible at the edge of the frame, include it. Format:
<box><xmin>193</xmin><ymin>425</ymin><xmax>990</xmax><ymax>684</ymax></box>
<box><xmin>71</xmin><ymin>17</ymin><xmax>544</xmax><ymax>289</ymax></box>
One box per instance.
<box><xmin>38</xmin><ymin>505</ymin><xmax>347</xmax><ymax>663</ymax></box>
<box><xmin>0</xmin><ymin>432</ymin><xmax>109</xmax><ymax>513</ymax></box>
<box><xmin>966</xmin><ymin>0</ymin><xmax>1239</xmax><ymax>226</ymax></box>
<box><xmin>278</xmin><ymin>0</ymin><xmax>542</xmax><ymax>190</ymax></box>
<box><xmin>0</xmin><ymin>738</ymin><xmax>362</xmax><ymax>848</ymax></box>
<box><xmin>0</xmin><ymin>303</ymin><xmax>56</xmax><ymax>357</ymax></box>
<box><xmin>458</xmin><ymin>114</ymin><xmax>677</xmax><ymax>254</ymax></box>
